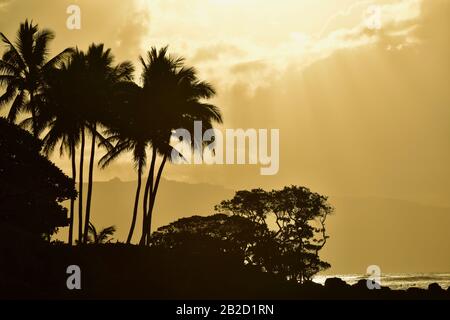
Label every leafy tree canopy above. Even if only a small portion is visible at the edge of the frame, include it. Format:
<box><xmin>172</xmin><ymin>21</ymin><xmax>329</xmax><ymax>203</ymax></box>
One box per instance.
<box><xmin>151</xmin><ymin>214</ymin><xmax>269</xmax><ymax>259</ymax></box>
<box><xmin>152</xmin><ymin>186</ymin><xmax>334</xmax><ymax>283</ymax></box>
<box><xmin>0</xmin><ymin>118</ymin><xmax>76</xmax><ymax>241</ymax></box>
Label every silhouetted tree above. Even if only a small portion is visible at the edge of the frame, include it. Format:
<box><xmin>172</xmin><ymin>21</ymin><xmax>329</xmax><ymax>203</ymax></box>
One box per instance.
<box><xmin>99</xmin><ymin>81</ymin><xmax>149</xmax><ymax>244</ymax></box>
<box><xmin>0</xmin><ymin>20</ymin><xmax>72</xmax><ymax>136</ymax></box>
<box><xmin>0</xmin><ymin>118</ymin><xmax>76</xmax><ymax>242</ymax></box>
<box><xmin>138</xmin><ymin>46</ymin><xmax>223</xmax><ymax>245</ymax></box>
<box><xmin>81</xmin><ymin>44</ymin><xmax>134</xmax><ymax>244</ymax></box>
<box><xmin>33</xmin><ymin>53</ymin><xmax>86</xmax><ymax>245</ymax></box>
<box><xmin>100</xmin><ymin>46</ymin><xmax>222</xmax><ymax>245</ymax></box>
<box><xmin>216</xmin><ymin>186</ymin><xmax>333</xmax><ymax>282</ymax></box>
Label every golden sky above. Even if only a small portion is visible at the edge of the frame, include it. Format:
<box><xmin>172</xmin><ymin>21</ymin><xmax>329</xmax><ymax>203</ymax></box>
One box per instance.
<box><xmin>1</xmin><ymin>0</ymin><xmax>449</xmax><ymax>207</ymax></box>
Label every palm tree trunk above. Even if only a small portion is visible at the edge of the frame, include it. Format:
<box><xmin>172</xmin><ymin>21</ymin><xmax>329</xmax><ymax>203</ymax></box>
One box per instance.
<box><xmin>78</xmin><ymin>128</ymin><xmax>85</xmax><ymax>243</ymax></box>
<box><xmin>83</xmin><ymin>125</ymin><xmax>97</xmax><ymax>244</ymax></box>
<box><xmin>145</xmin><ymin>154</ymin><xmax>168</xmax><ymax>246</ymax></box>
<box><xmin>140</xmin><ymin>150</ymin><xmax>156</xmax><ymax>246</ymax></box>
<box><xmin>69</xmin><ymin>141</ymin><xmax>76</xmax><ymax>246</ymax></box>
<box><xmin>127</xmin><ymin>163</ymin><xmax>142</xmax><ymax>244</ymax></box>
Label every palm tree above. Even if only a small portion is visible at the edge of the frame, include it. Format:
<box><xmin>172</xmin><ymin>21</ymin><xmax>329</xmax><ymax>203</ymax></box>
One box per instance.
<box><xmin>0</xmin><ymin>20</ymin><xmax>72</xmax><ymax>136</ymax></box>
<box><xmin>138</xmin><ymin>47</ymin><xmax>223</xmax><ymax>245</ymax></box>
<box><xmin>81</xmin><ymin>44</ymin><xmax>134</xmax><ymax>244</ymax></box>
<box><xmin>99</xmin><ymin>81</ymin><xmax>149</xmax><ymax>244</ymax></box>
<box><xmin>31</xmin><ymin>53</ymin><xmax>86</xmax><ymax>245</ymax></box>
<box><xmin>87</xmin><ymin>223</ymin><xmax>116</xmax><ymax>244</ymax></box>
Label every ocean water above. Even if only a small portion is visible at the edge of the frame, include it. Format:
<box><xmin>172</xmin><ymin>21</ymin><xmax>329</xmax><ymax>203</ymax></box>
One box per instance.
<box><xmin>313</xmin><ymin>273</ymin><xmax>450</xmax><ymax>290</ymax></box>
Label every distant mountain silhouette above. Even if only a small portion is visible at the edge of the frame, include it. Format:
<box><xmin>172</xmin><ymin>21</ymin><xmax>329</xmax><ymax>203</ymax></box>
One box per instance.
<box><xmin>56</xmin><ymin>178</ymin><xmax>450</xmax><ymax>274</ymax></box>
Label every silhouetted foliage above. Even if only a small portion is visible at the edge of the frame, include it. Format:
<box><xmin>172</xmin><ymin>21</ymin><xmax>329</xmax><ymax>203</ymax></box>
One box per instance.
<box><xmin>215</xmin><ymin>186</ymin><xmax>333</xmax><ymax>282</ymax></box>
<box><xmin>0</xmin><ymin>20</ymin><xmax>73</xmax><ymax>136</ymax></box>
<box><xmin>150</xmin><ymin>186</ymin><xmax>332</xmax><ymax>283</ymax></box>
<box><xmin>151</xmin><ymin>214</ymin><xmax>270</xmax><ymax>263</ymax></box>
<box><xmin>0</xmin><ymin>118</ymin><xmax>76</xmax><ymax>241</ymax></box>
<box><xmin>86</xmin><ymin>223</ymin><xmax>116</xmax><ymax>244</ymax></box>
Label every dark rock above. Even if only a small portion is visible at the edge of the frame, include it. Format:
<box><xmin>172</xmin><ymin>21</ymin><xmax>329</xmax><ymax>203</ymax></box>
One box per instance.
<box><xmin>428</xmin><ymin>283</ymin><xmax>444</xmax><ymax>293</ymax></box>
<box><xmin>428</xmin><ymin>282</ymin><xmax>442</xmax><ymax>290</ymax></box>
<box><xmin>324</xmin><ymin>277</ymin><xmax>349</xmax><ymax>290</ymax></box>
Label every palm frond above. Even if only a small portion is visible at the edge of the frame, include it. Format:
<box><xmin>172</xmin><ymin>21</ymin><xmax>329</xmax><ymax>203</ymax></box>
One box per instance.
<box><xmin>98</xmin><ymin>140</ymin><xmax>131</xmax><ymax>169</ymax></box>
<box><xmin>42</xmin><ymin>47</ymin><xmax>75</xmax><ymax>72</ymax></box>
<box><xmin>97</xmin><ymin>226</ymin><xmax>116</xmax><ymax>243</ymax></box>
<box><xmin>0</xmin><ymin>60</ymin><xmax>20</xmax><ymax>76</ymax></box>
<box><xmin>0</xmin><ymin>85</ymin><xmax>16</xmax><ymax>107</ymax></box>
<box><xmin>0</xmin><ymin>74</ymin><xmax>16</xmax><ymax>86</ymax></box>
<box><xmin>0</xmin><ymin>32</ymin><xmax>26</xmax><ymax>71</ymax></box>
<box><xmin>16</xmin><ymin>20</ymin><xmax>38</xmax><ymax>68</ymax></box>
<box><xmin>88</xmin><ymin>222</ymin><xmax>98</xmax><ymax>243</ymax></box>
<box><xmin>114</xmin><ymin>61</ymin><xmax>134</xmax><ymax>81</ymax></box>
<box><xmin>7</xmin><ymin>90</ymin><xmax>25</xmax><ymax>123</ymax></box>
<box><xmin>18</xmin><ymin>116</ymin><xmax>35</xmax><ymax>129</ymax></box>
<box><xmin>33</xmin><ymin>29</ymin><xmax>55</xmax><ymax>66</ymax></box>
<box><xmin>41</xmin><ymin>123</ymin><xmax>64</xmax><ymax>156</ymax></box>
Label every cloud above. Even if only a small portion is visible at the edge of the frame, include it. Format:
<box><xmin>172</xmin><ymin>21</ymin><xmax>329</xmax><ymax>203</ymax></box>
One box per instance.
<box><xmin>318</xmin><ymin>0</ymin><xmax>376</xmax><ymax>38</ymax></box>
<box><xmin>190</xmin><ymin>43</ymin><xmax>244</xmax><ymax>64</ymax></box>
<box><xmin>115</xmin><ymin>9</ymin><xmax>151</xmax><ymax>62</ymax></box>
<box><xmin>0</xmin><ymin>0</ymin><xmax>143</xmax><ymax>60</ymax></box>
<box><xmin>230</xmin><ymin>60</ymin><xmax>267</xmax><ymax>74</ymax></box>
<box><xmin>163</xmin><ymin>0</ymin><xmax>450</xmax><ymax>208</ymax></box>
<box><xmin>0</xmin><ymin>0</ymin><xmax>13</xmax><ymax>11</ymax></box>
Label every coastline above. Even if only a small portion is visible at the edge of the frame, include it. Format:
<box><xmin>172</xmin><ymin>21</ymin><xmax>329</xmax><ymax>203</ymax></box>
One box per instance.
<box><xmin>314</xmin><ymin>273</ymin><xmax>450</xmax><ymax>291</ymax></box>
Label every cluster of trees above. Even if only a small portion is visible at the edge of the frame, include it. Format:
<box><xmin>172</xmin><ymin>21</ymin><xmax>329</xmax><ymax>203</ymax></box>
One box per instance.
<box><xmin>0</xmin><ymin>21</ymin><xmax>333</xmax><ymax>281</ymax></box>
<box><xmin>0</xmin><ymin>20</ymin><xmax>222</xmax><ymax>245</ymax></box>
<box><xmin>151</xmin><ymin>186</ymin><xmax>334</xmax><ymax>283</ymax></box>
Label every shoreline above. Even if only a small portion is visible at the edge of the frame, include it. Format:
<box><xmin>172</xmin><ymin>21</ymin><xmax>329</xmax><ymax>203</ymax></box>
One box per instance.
<box><xmin>313</xmin><ymin>273</ymin><xmax>450</xmax><ymax>291</ymax></box>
